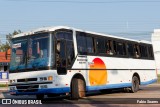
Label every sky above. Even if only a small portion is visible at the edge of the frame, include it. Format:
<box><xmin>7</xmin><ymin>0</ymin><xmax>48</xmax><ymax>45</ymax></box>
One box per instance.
<box><xmin>0</xmin><ymin>0</ymin><xmax>160</xmax><ymax>42</ymax></box>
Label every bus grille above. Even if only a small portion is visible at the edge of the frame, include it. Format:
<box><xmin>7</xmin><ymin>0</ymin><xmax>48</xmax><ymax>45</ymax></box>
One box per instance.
<box><xmin>16</xmin><ymin>85</ymin><xmax>39</xmax><ymax>92</ymax></box>
<box><xmin>17</xmin><ymin>78</ymin><xmax>37</xmax><ymax>82</ymax></box>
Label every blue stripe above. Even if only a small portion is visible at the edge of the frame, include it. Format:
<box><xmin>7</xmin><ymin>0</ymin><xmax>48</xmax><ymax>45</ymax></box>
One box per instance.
<box><xmin>87</xmin><ymin>78</ymin><xmax>157</xmax><ymax>91</ymax></box>
<box><xmin>141</xmin><ymin>79</ymin><xmax>157</xmax><ymax>85</ymax></box>
<box><xmin>10</xmin><ymin>87</ymin><xmax>70</xmax><ymax>95</ymax></box>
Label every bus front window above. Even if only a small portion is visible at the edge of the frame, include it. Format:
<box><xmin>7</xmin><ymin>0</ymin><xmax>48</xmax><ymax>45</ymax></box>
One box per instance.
<box><xmin>10</xmin><ymin>33</ymin><xmax>51</xmax><ymax>73</ymax></box>
<box><xmin>10</xmin><ymin>38</ymin><xmax>28</xmax><ymax>72</ymax></box>
<box><xmin>27</xmin><ymin>33</ymin><xmax>49</xmax><ymax>69</ymax></box>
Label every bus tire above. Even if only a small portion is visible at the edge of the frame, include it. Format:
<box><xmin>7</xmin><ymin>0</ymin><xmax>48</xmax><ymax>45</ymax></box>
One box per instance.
<box><xmin>130</xmin><ymin>76</ymin><xmax>139</xmax><ymax>93</ymax></box>
<box><xmin>36</xmin><ymin>94</ymin><xmax>44</xmax><ymax>100</ymax></box>
<box><xmin>71</xmin><ymin>78</ymin><xmax>86</xmax><ymax>100</ymax></box>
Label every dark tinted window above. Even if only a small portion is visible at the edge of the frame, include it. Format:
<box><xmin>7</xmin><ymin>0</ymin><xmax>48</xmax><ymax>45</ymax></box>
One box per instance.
<box><xmin>148</xmin><ymin>45</ymin><xmax>154</xmax><ymax>59</ymax></box>
<box><xmin>127</xmin><ymin>43</ymin><xmax>134</xmax><ymax>57</ymax></box>
<box><xmin>86</xmin><ymin>36</ymin><xmax>94</xmax><ymax>53</ymax></box>
<box><xmin>140</xmin><ymin>45</ymin><xmax>148</xmax><ymax>58</ymax></box>
<box><xmin>106</xmin><ymin>40</ymin><xmax>114</xmax><ymax>55</ymax></box>
<box><xmin>56</xmin><ymin>31</ymin><xmax>73</xmax><ymax>40</ymax></box>
<box><xmin>66</xmin><ymin>41</ymin><xmax>74</xmax><ymax>66</ymax></box>
<box><xmin>96</xmin><ymin>38</ymin><xmax>106</xmax><ymax>53</ymax></box>
<box><xmin>113</xmin><ymin>41</ymin><xmax>117</xmax><ymax>55</ymax></box>
<box><xmin>134</xmin><ymin>44</ymin><xmax>140</xmax><ymax>58</ymax></box>
<box><xmin>76</xmin><ymin>32</ymin><xmax>94</xmax><ymax>54</ymax></box>
<box><xmin>116</xmin><ymin>42</ymin><xmax>126</xmax><ymax>56</ymax></box>
<box><xmin>77</xmin><ymin>34</ymin><xmax>87</xmax><ymax>54</ymax></box>
<box><xmin>76</xmin><ymin>31</ymin><xmax>154</xmax><ymax>60</ymax></box>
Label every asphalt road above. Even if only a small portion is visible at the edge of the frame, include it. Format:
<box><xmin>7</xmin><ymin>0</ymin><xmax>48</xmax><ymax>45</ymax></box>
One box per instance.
<box><xmin>0</xmin><ymin>84</ymin><xmax>160</xmax><ymax>107</ymax></box>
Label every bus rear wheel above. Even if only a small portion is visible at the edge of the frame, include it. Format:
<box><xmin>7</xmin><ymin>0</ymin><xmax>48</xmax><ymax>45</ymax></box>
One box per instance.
<box><xmin>71</xmin><ymin>78</ymin><xmax>86</xmax><ymax>100</ymax></box>
<box><xmin>130</xmin><ymin>76</ymin><xmax>139</xmax><ymax>93</ymax></box>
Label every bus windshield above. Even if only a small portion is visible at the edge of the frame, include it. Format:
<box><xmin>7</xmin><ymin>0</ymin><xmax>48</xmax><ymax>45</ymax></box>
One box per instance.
<box><xmin>10</xmin><ymin>33</ymin><xmax>51</xmax><ymax>73</ymax></box>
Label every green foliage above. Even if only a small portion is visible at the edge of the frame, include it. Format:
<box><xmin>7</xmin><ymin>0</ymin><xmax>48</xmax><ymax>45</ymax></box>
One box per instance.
<box><xmin>0</xmin><ymin>84</ymin><xmax>7</xmax><ymax>87</ymax></box>
<box><xmin>0</xmin><ymin>42</ymin><xmax>10</xmax><ymax>52</ymax></box>
<box><xmin>6</xmin><ymin>30</ymin><xmax>22</xmax><ymax>44</ymax></box>
<box><xmin>0</xmin><ymin>30</ymin><xmax>22</xmax><ymax>52</ymax></box>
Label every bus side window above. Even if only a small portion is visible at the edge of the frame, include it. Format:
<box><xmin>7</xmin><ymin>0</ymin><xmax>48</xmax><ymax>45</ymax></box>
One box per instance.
<box><xmin>148</xmin><ymin>45</ymin><xmax>154</xmax><ymax>59</ymax></box>
<box><xmin>113</xmin><ymin>41</ymin><xmax>117</xmax><ymax>55</ymax></box>
<box><xmin>140</xmin><ymin>45</ymin><xmax>148</xmax><ymax>58</ymax></box>
<box><xmin>127</xmin><ymin>43</ymin><xmax>134</xmax><ymax>57</ymax></box>
<box><xmin>116</xmin><ymin>42</ymin><xmax>126</xmax><ymax>56</ymax></box>
<box><xmin>56</xmin><ymin>40</ymin><xmax>66</xmax><ymax>67</ymax></box>
<box><xmin>76</xmin><ymin>34</ymin><xmax>87</xmax><ymax>55</ymax></box>
<box><xmin>66</xmin><ymin>41</ymin><xmax>74</xmax><ymax>67</ymax></box>
<box><xmin>86</xmin><ymin>36</ymin><xmax>94</xmax><ymax>54</ymax></box>
<box><xmin>106</xmin><ymin>40</ymin><xmax>113</xmax><ymax>55</ymax></box>
<box><xmin>56</xmin><ymin>31</ymin><xmax>73</xmax><ymax>40</ymax></box>
<box><xmin>96</xmin><ymin>38</ymin><xmax>106</xmax><ymax>54</ymax></box>
<box><xmin>134</xmin><ymin>44</ymin><xmax>140</xmax><ymax>58</ymax></box>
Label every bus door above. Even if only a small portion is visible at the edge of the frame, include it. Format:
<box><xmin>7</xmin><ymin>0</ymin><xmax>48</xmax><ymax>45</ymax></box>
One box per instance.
<box><xmin>56</xmin><ymin>39</ymin><xmax>74</xmax><ymax>75</ymax></box>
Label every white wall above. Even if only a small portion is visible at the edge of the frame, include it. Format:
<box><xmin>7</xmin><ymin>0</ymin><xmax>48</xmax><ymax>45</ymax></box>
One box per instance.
<box><xmin>152</xmin><ymin>29</ymin><xmax>160</xmax><ymax>74</ymax></box>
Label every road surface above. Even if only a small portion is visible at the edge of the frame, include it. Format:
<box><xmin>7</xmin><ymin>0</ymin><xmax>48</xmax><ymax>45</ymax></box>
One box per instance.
<box><xmin>0</xmin><ymin>84</ymin><xmax>160</xmax><ymax>107</ymax></box>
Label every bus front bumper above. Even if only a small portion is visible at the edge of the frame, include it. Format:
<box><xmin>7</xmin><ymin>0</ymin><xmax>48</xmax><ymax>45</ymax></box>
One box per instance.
<box><xmin>9</xmin><ymin>87</ymin><xmax>70</xmax><ymax>95</ymax></box>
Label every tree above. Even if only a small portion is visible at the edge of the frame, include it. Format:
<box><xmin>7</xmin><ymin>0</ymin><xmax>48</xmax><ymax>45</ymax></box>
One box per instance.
<box><xmin>0</xmin><ymin>42</ymin><xmax>10</xmax><ymax>52</ymax></box>
<box><xmin>0</xmin><ymin>30</ymin><xmax>22</xmax><ymax>52</ymax></box>
<box><xmin>6</xmin><ymin>30</ymin><xmax>22</xmax><ymax>45</ymax></box>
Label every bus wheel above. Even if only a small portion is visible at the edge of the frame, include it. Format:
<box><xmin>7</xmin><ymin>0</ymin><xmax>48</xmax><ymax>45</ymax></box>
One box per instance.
<box><xmin>130</xmin><ymin>76</ymin><xmax>139</xmax><ymax>93</ymax></box>
<box><xmin>36</xmin><ymin>94</ymin><xmax>44</xmax><ymax>100</ymax></box>
<box><xmin>71</xmin><ymin>78</ymin><xmax>86</xmax><ymax>100</ymax></box>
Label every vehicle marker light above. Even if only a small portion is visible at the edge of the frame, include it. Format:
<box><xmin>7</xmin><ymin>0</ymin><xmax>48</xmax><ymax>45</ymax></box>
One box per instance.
<box><xmin>48</xmin><ymin>76</ymin><xmax>53</xmax><ymax>81</ymax></box>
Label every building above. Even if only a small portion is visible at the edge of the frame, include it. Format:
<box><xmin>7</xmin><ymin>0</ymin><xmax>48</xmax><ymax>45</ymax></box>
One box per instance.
<box><xmin>0</xmin><ymin>49</ymin><xmax>11</xmax><ymax>72</ymax></box>
<box><xmin>152</xmin><ymin>29</ymin><xmax>160</xmax><ymax>74</ymax></box>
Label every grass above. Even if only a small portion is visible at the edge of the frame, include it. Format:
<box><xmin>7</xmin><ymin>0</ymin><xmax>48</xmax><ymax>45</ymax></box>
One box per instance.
<box><xmin>0</xmin><ymin>84</ymin><xmax>7</xmax><ymax>87</ymax></box>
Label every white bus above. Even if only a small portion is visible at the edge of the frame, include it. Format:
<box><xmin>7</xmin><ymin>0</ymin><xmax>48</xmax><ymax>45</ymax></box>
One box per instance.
<box><xmin>9</xmin><ymin>26</ymin><xmax>157</xmax><ymax>99</ymax></box>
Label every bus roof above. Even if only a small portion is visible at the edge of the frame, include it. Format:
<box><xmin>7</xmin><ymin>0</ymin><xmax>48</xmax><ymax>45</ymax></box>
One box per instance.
<box><xmin>13</xmin><ymin>26</ymin><xmax>151</xmax><ymax>44</ymax></box>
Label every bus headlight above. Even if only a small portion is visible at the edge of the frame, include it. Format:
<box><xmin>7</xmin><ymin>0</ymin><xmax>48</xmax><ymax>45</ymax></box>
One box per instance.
<box><xmin>48</xmin><ymin>76</ymin><xmax>53</xmax><ymax>81</ymax></box>
<box><xmin>10</xmin><ymin>79</ymin><xmax>16</xmax><ymax>83</ymax></box>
